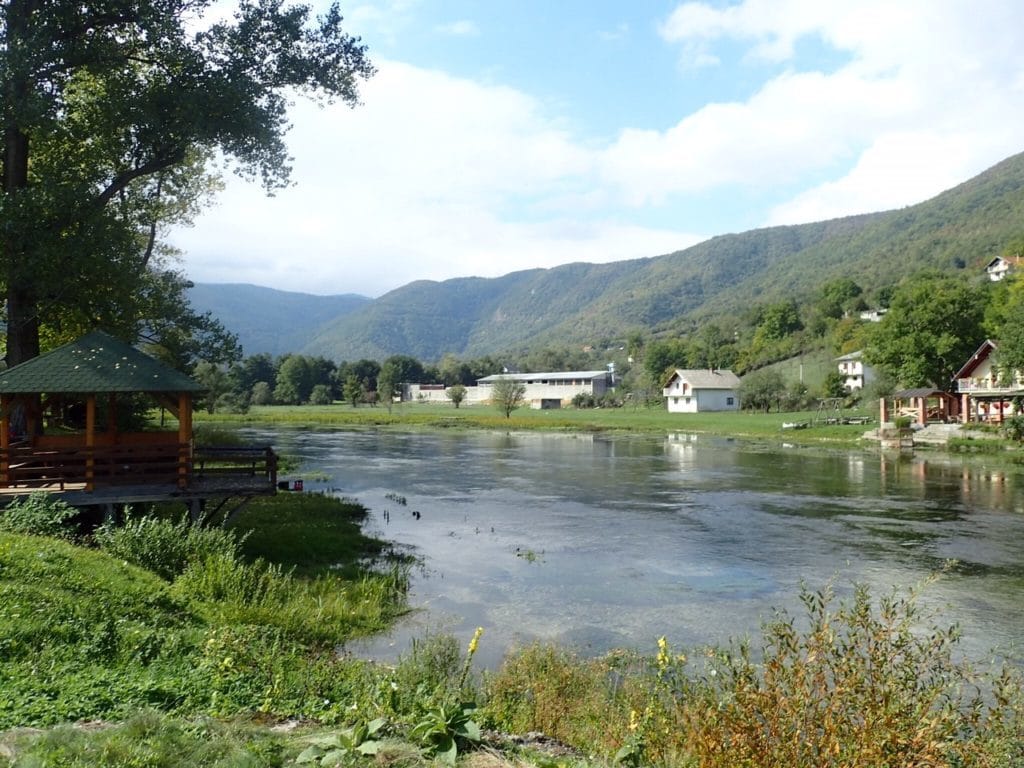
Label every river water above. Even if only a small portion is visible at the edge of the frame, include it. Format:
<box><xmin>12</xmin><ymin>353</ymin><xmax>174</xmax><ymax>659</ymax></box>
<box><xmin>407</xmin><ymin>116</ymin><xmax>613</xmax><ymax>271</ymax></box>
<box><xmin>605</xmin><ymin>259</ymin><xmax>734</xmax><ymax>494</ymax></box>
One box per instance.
<box><xmin>251</xmin><ymin>428</ymin><xmax>1024</xmax><ymax>668</ymax></box>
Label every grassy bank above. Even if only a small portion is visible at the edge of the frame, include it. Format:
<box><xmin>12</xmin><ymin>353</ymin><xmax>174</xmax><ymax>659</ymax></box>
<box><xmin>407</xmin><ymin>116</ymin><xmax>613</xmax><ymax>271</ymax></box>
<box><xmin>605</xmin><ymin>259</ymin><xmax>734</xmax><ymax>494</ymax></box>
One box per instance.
<box><xmin>2</xmin><ymin>493</ymin><xmax>1023</xmax><ymax>766</ymax></box>
<box><xmin>199</xmin><ymin>402</ymin><xmax>880</xmax><ymax>446</ymax></box>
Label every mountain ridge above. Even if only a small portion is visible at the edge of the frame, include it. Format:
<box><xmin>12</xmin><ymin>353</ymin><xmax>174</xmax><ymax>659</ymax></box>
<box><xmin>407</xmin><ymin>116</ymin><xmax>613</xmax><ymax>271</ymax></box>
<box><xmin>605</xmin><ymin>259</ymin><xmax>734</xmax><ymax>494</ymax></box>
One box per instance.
<box><xmin>190</xmin><ymin>150</ymin><xmax>1024</xmax><ymax>361</ymax></box>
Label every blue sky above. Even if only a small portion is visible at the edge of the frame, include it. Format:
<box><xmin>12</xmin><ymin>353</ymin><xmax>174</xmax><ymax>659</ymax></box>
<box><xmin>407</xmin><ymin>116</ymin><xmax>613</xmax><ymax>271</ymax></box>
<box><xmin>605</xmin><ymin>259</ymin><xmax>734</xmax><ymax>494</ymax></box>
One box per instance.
<box><xmin>171</xmin><ymin>0</ymin><xmax>1024</xmax><ymax>296</ymax></box>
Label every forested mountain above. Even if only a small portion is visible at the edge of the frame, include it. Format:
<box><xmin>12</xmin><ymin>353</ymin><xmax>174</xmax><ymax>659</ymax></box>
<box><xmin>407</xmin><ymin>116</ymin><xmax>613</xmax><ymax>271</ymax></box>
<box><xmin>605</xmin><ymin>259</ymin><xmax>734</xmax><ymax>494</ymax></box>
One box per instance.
<box><xmin>196</xmin><ymin>150</ymin><xmax>1024</xmax><ymax>362</ymax></box>
<box><xmin>186</xmin><ymin>283</ymin><xmax>370</xmax><ymax>357</ymax></box>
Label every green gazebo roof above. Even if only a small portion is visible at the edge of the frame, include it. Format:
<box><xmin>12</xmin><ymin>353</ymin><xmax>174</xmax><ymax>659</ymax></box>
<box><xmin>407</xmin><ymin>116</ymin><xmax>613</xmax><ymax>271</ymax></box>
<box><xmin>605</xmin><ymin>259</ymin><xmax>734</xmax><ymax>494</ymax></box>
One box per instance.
<box><xmin>0</xmin><ymin>330</ymin><xmax>204</xmax><ymax>394</ymax></box>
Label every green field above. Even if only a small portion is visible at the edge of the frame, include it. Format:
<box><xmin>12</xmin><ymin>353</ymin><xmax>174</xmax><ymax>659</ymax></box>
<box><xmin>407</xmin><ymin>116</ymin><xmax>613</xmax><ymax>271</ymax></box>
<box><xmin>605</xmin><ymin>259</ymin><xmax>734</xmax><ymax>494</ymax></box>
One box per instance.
<box><xmin>199</xmin><ymin>400</ymin><xmax>879</xmax><ymax>446</ymax></box>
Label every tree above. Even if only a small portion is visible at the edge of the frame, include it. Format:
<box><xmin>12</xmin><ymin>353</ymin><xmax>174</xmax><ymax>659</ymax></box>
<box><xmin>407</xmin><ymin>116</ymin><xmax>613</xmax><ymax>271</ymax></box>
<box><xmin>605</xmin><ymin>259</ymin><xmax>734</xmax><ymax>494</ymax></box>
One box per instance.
<box><xmin>821</xmin><ymin>369</ymin><xmax>848</xmax><ymax>399</ymax></box>
<box><xmin>376</xmin><ymin>361</ymin><xmax>398</xmax><ymax>414</ymax></box>
<box><xmin>193</xmin><ymin>361</ymin><xmax>231</xmax><ymax>413</ymax></box>
<box><xmin>739</xmin><ymin>369</ymin><xmax>786</xmax><ymax>413</ymax></box>
<box><xmin>446</xmin><ymin>384</ymin><xmax>467</xmax><ymax>408</ymax></box>
<box><xmin>993</xmin><ymin>282</ymin><xmax>1024</xmax><ymax>377</ymax></box>
<box><xmin>275</xmin><ymin>355</ymin><xmax>315</xmax><ymax>405</ymax></box>
<box><xmin>382</xmin><ymin>355</ymin><xmax>425</xmax><ymax>385</ymax></box>
<box><xmin>865</xmin><ymin>273</ymin><xmax>985</xmax><ymax>388</ymax></box>
<box><xmin>308</xmin><ymin>383</ymin><xmax>332</xmax><ymax>405</ymax></box>
<box><xmin>343</xmin><ymin>374</ymin><xmax>362</xmax><ymax>408</ymax></box>
<box><xmin>491</xmin><ymin>377</ymin><xmax>526</xmax><ymax>418</ymax></box>
<box><xmin>250</xmin><ymin>380</ymin><xmax>274</xmax><ymax>405</ymax></box>
<box><xmin>1</xmin><ymin>0</ymin><xmax>373</xmax><ymax>366</ymax></box>
<box><xmin>816</xmin><ymin>278</ymin><xmax>863</xmax><ymax>320</ymax></box>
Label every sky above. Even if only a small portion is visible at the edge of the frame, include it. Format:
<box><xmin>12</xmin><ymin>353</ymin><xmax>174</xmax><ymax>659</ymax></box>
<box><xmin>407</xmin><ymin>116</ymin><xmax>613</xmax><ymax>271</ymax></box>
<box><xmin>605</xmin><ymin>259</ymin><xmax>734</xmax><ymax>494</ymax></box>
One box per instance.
<box><xmin>169</xmin><ymin>0</ymin><xmax>1024</xmax><ymax>298</ymax></box>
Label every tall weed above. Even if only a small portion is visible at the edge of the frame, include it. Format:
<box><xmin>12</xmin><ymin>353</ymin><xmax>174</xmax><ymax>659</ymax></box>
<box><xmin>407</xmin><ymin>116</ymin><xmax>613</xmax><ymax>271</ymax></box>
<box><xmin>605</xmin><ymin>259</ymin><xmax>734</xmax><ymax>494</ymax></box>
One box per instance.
<box><xmin>484</xmin><ymin>582</ymin><xmax>1024</xmax><ymax>767</ymax></box>
<box><xmin>0</xmin><ymin>491</ymin><xmax>79</xmax><ymax>539</ymax></box>
<box><xmin>96</xmin><ymin>513</ymin><xmax>243</xmax><ymax>581</ymax></box>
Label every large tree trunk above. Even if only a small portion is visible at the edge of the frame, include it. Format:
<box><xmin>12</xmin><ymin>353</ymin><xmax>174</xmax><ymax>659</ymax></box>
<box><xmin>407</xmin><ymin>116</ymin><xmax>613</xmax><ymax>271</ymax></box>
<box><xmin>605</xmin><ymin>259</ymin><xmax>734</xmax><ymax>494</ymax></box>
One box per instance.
<box><xmin>2</xmin><ymin>0</ymin><xmax>42</xmax><ymax>367</ymax></box>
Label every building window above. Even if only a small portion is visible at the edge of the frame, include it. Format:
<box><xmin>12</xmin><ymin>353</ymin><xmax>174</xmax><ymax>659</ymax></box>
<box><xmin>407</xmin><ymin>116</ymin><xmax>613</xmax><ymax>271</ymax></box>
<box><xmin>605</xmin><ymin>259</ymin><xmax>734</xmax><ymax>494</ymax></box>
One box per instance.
<box><xmin>727</xmin><ymin>397</ymin><xmax>734</xmax><ymax>405</ymax></box>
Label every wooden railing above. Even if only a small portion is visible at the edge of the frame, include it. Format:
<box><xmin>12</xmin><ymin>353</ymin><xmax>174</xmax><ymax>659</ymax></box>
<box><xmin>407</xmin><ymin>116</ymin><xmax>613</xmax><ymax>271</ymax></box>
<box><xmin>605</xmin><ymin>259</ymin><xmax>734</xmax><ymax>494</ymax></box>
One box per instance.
<box><xmin>0</xmin><ymin>443</ymin><xmax>277</xmax><ymax>491</ymax></box>
<box><xmin>193</xmin><ymin>445</ymin><xmax>278</xmax><ymax>488</ymax></box>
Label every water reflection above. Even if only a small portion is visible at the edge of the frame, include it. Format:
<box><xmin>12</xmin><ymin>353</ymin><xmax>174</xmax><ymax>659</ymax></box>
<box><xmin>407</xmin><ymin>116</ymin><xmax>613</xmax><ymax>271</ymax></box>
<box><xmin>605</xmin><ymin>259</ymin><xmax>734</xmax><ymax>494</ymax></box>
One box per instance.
<box><xmin>249</xmin><ymin>428</ymin><xmax>1024</xmax><ymax>668</ymax></box>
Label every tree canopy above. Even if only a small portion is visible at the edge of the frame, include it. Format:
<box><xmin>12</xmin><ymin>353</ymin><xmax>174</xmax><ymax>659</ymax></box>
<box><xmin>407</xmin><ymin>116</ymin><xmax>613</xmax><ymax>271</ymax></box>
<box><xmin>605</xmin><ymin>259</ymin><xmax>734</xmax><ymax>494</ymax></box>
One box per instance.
<box><xmin>865</xmin><ymin>273</ymin><xmax>986</xmax><ymax>388</ymax></box>
<box><xmin>1</xmin><ymin>0</ymin><xmax>373</xmax><ymax>366</ymax></box>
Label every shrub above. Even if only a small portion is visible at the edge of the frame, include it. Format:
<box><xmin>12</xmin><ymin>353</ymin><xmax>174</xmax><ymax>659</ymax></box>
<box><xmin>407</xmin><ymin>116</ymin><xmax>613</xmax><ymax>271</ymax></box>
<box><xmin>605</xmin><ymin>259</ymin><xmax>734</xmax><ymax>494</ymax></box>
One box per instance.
<box><xmin>96</xmin><ymin>514</ymin><xmax>243</xmax><ymax>581</ymax></box>
<box><xmin>0</xmin><ymin>492</ymin><xmax>80</xmax><ymax>539</ymax></box>
<box><xmin>1003</xmin><ymin>415</ymin><xmax>1024</xmax><ymax>442</ymax></box>
<box><xmin>308</xmin><ymin>384</ymin><xmax>333</xmax><ymax>405</ymax></box>
<box><xmin>572</xmin><ymin>393</ymin><xmax>596</xmax><ymax>409</ymax></box>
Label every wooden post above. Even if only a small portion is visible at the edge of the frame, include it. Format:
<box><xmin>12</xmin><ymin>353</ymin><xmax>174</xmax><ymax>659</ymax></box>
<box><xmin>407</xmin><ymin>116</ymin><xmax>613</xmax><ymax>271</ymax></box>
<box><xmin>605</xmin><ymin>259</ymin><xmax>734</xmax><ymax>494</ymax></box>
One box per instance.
<box><xmin>177</xmin><ymin>392</ymin><xmax>192</xmax><ymax>489</ymax></box>
<box><xmin>107</xmin><ymin>394</ymin><xmax>118</xmax><ymax>439</ymax></box>
<box><xmin>1</xmin><ymin>394</ymin><xmax>9</xmax><ymax>487</ymax></box>
<box><xmin>917</xmin><ymin>398</ymin><xmax>927</xmax><ymax>426</ymax></box>
<box><xmin>879</xmin><ymin>396</ymin><xmax>889</xmax><ymax>423</ymax></box>
<box><xmin>85</xmin><ymin>394</ymin><xmax>96</xmax><ymax>491</ymax></box>
<box><xmin>961</xmin><ymin>393</ymin><xmax>969</xmax><ymax>423</ymax></box>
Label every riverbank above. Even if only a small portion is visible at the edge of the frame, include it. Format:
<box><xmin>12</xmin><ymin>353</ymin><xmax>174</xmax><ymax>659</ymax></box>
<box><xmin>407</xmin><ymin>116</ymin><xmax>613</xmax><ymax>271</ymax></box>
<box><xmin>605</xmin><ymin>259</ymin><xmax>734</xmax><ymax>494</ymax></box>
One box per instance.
<box><xmin>2</xmin><ymin>490</ymin><xmax>1022</xmax><ymax>766</ymax></box>
<box><xmin>199</xmin><ymin>402</ymin><xmax>884</xmax><ymax>446</ymax></box>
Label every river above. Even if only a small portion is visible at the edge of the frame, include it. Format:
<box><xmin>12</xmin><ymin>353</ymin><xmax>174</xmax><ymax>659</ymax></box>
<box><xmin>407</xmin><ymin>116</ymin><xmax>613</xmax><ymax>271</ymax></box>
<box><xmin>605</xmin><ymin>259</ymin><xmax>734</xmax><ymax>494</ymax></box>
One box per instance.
<box><xmin>250</xmin><ymin>428</ymin><xmax>1024</xmax><ymax>669</ymax></box>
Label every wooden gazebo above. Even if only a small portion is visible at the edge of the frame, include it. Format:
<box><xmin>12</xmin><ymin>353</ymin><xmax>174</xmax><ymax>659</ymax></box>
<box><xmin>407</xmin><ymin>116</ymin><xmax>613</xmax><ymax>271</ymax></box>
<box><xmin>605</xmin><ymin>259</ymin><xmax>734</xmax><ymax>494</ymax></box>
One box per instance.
<box><xmin>0</xmin><ymin>331</ymin><xmax>276</xmax><ymax>513</ymax></box>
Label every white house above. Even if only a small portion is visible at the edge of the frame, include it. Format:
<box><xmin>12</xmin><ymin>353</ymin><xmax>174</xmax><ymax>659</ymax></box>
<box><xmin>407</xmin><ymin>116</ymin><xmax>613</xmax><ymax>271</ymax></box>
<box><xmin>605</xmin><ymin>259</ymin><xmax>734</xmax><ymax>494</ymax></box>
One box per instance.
<box><xmin>663</xmin><ymin>369</ymin><xmax>741</xmax><ymax>413</ymax></box>
<box><xmin>858</xmin><ymin>308</ymin><xmax>888</xmax><ymax>322</ymax></box>
<box><xmin>952</xmin><ymin>339</ymin><xmax>1024</xmax><ymax>423</ymax></box>
<box><xmin>835</xmin><ymin>350</ymin><xmax>874</xmax><ymax>391</ymax></box>
<box><xmin>476</xmin><ymin>370</ymin><xmax>615</xmax><ymax>409</ymax></box>
<box><xmin>985</xmin><ymin>256</ymin><xmax>1020</xmax><ymax>282</ymax></box>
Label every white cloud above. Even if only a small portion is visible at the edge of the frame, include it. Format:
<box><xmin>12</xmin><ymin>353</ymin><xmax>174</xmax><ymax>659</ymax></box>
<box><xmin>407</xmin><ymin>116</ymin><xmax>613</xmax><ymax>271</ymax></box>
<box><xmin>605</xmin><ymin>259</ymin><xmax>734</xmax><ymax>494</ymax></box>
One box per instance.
<box><xmin>435</xmin><ymin>19</ymin><xmax>478</xmax><ymax>37</ymax></box>
<box><xmin>174</xmin><ymin>60</ymin><xmax>701</xmax><ymax>296</ymax></box>
<box><xmin>175</xmin><ymin>3</ymin><xmax>1024</xmax><ymax>298</ymax></box>
<box><xmin>604</xmin><ymin>0</ymin><xmax>1024</xmax><ymax>219</ymax></box>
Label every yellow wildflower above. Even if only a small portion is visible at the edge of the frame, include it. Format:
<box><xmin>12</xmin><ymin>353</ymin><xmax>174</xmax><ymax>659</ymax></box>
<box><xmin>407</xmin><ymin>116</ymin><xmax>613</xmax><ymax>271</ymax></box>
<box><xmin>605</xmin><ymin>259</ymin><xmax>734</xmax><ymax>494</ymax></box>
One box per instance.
<box><xmin>628</xmin><ymin>709</ymin><xmax>640</xmax><ymax>732</ymax></box>
<box><xmin>468</xmin><ymin>626</ymin><xmax>483</xmax><ymax>656</ymax></box>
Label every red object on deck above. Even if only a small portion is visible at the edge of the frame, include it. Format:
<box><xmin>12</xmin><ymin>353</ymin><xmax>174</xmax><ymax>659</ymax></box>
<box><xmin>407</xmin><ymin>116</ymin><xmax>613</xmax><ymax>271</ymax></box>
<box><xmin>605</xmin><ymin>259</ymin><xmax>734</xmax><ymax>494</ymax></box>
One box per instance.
<box><xmin>293</xmin><ymin>479</ymin><xmax>303</xmax><ymax>491</ymax></box>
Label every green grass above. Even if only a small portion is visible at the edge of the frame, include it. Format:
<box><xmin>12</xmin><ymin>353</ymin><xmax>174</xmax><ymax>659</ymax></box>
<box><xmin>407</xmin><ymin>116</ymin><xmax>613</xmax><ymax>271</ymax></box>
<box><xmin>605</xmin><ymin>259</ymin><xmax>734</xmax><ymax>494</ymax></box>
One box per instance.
<box><xmin>199</xmin><ymin>402</ymin><xmax>878</xmax><ymax>446</ymax></box>
<box><xmin>0</xmin><ymin>494</ymin><xmax>410</xmax><ymax>729</ymax></box>
<box><xmin>230</xmin><ymin>494</ymin><xmax>389</xmax><ymax>578</ymax></box>
<box><xmin>762</xmin><ymin>347</ymin><xmax>837</xmax><ymax>392</ymax></box>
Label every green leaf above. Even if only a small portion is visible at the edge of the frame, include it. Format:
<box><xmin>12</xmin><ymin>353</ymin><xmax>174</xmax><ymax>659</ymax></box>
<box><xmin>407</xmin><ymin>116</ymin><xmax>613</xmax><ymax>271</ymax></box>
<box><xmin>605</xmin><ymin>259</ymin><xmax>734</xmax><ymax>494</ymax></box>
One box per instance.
<box><xmin>356</xmin><ymin>740</ymin><xmax>380</xmax><ymax>755</ymax></box>
<box><xmin>295</xmin><ymin>745</ymin><xmax>323</xmax><ymax>763</ymax></box>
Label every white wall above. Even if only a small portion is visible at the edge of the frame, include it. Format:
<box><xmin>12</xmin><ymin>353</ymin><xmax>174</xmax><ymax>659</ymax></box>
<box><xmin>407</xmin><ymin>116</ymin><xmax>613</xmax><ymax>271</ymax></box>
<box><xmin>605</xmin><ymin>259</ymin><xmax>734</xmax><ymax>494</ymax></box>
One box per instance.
<box><xmin>667</xmin><ymin>389</ymin><xmax>738</xmax><ymax>413</ymax></box>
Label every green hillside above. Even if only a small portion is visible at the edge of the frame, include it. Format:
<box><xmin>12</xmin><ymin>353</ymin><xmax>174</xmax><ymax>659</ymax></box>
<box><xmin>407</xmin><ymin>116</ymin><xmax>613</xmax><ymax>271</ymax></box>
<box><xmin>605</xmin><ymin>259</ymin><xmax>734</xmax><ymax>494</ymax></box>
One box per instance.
<box><xmin>186</xmin><ymin>283</ymin><xmax>371</xmax><ymax>357</ymax></box>
<box><xmin>194</xmin><ymin>151</ymin><xmax>1024</xmax><ymax>362</ymax></box>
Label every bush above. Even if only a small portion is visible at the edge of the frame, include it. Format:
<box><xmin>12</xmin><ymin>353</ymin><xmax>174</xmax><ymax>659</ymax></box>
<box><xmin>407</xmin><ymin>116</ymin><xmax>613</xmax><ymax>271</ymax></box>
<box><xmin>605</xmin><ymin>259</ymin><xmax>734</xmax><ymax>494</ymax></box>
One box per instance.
<box><xmin>1003</xmin><ymin>415</ymin><xmax>1024</xmax><ymax>442</ymax></box>
<box><xmin>572</xmin><ymin>392</ymin><xmax>596</xmax><ymax>409</ymax></box>
<box><xmin>96</xmin><ymin>514</ymin><xmax>243</xmax><ymax>581</ymax></box>
<box><xmin>308</xmin><ymin>384</ymin><xmax>333</xmax><ymax>405</ymax></box>
<box><xmin>0</xmin><ymin>492</ymin><xmax>80</xmax><ymax>539</ymax></box>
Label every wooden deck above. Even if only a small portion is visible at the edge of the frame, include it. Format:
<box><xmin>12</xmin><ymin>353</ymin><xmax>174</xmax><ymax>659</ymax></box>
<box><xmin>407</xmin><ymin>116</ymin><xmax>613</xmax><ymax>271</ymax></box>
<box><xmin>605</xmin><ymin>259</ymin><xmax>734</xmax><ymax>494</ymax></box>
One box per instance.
<box><xmin>0</xmin><ymin>444</ymin><xmax>277</xmax><ymax>514</ymax></box>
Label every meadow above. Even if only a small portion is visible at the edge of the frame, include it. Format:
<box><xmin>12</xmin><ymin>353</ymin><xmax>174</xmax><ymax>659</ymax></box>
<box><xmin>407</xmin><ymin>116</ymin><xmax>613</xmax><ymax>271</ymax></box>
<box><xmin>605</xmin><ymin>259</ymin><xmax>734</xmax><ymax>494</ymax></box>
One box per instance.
<box><xmin>199</xmin><ymin>401</ymin><xmax>880</xmax><ymax>446</ymax></box>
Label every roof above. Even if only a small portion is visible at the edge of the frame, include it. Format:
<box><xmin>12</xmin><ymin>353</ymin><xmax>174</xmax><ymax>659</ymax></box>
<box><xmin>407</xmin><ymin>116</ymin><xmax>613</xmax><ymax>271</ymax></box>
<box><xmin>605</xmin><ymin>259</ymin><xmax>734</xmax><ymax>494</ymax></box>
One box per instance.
<box><xmin>835</xmin><ymin>350</ymin><xmax>864</xmax><ymax>362</ymax></box>
<box><xmin>892</xmin><ymin>388</ymin><xmax>957</xmax><ymax>400</ymax></box>
<box><xmin>952</xmin><ymin>339</ymin><xmax>997</xmax><ymax>381</ymax></box>
<box><xmin>0</xmin><ymin>330</ymin><xmax>203</xmax><ymax>394</ymax></box>
<box><xmin>477</xmin><ymin>370</ymin><xmax>611</xmax><ymax>383</ymax></box>
<box><xmin>666</xmin><ymin>369</ymin><xmax>741</xmax><ymax>389</ymax></box>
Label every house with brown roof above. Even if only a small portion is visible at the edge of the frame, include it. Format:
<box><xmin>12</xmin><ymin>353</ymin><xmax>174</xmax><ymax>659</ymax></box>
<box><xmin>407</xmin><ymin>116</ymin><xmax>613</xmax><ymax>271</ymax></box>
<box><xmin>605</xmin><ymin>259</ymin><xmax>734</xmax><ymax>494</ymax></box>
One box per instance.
<box><xmin>663</xmin><ymin>369</ymin><xmax>741</xmax><ymax>413</ymax></box>
<box><xmin>952</xmin><ymin>339</ymin><xmax>1024</xmax><ymax>423</ymax></box>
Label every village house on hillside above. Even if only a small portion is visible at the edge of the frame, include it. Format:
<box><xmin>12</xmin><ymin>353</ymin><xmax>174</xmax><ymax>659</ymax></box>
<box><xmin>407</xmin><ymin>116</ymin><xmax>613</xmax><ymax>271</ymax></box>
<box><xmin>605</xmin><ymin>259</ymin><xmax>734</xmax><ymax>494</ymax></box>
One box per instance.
<box><xmin>985</xmin><ymin>255</ymin><xmax>1021</xmax><ymax>281</ymax></box>
<box><xmin>952</xmin><ymin>339</ymin><xmax>1024</xmax><ymax>423</ymax></box>
<box><xmin>663</xmin><ymin>369</ymin><xmax>741</xmax><ymax>413</ymax></box>
<box><xmin>835</xmin><ymin>350</ymin><xmax>874</xmax><ymax>391</ymax></box>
